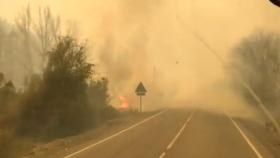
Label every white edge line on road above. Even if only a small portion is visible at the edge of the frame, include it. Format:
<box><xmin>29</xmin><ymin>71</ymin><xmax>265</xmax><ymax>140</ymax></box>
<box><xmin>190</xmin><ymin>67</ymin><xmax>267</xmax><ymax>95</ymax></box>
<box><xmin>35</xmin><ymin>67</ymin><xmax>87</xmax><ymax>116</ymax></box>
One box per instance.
<box><xmin>226</xmin><ymin>114</ymin><xmax>264</xmax><ymax>158</ymax></box>
<box><xmin>166</xmin><ymin>111</ymin><xmax>195</xmax><ymax>150</ymax></box>
<box><xmin>159</xmin><ymin>152</ymin><xmax>166</xmax><ymax>158</ymax></box>
<box><xmin>64</xmin><ymin>109</ymin><xmax>168</xmax><ymax>158</ymax></box>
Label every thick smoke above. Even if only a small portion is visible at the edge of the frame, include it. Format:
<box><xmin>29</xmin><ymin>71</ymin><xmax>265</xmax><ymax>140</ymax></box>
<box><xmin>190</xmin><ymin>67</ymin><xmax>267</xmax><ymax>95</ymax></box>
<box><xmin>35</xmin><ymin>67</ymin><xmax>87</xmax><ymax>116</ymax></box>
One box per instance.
<box><xmin>1</xmin><ymin>0</ymin><xmax>280</xmax><ymax>116</ymax></box>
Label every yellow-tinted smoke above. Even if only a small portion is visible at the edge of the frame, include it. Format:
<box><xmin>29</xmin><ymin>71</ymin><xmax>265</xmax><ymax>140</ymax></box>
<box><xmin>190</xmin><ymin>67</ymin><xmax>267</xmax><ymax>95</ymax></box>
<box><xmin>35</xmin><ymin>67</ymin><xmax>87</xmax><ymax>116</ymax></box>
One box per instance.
<box><xmin>1</xmin><ymin>0</ymin><xmax>280</xmax><ymax>117</ymax></box>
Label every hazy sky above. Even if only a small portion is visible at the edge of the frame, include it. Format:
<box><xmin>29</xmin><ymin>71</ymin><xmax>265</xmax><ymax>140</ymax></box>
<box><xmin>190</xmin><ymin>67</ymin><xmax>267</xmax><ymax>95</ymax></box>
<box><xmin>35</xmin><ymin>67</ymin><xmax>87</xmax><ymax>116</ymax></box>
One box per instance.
<box><xmin>1</xmin><ymin>0</ymin><xmax>280</xmax><ymax>40</ymax></box>
<box><xmin>1</xmin><ymin>0</ymin><xmax>280</xmax><ymax>111</ymax></box>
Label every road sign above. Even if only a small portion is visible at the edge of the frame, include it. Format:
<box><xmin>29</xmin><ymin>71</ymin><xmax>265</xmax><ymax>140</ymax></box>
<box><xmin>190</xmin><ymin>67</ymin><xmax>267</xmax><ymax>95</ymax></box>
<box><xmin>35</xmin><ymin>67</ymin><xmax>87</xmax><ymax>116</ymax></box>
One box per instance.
<box><xmin>269</xmin><ymin>0</ymin><xmax>280</xmax><ymax>7</ymax></box>
<box><xmin>135</xmin><ymin>82</ymin><xmax>147</xmax><ymax>112</ymax></box>
<box><xmin>135</xmin><ymin>82</ymin><xmax>147</xmax><ymax>96</ymax></box>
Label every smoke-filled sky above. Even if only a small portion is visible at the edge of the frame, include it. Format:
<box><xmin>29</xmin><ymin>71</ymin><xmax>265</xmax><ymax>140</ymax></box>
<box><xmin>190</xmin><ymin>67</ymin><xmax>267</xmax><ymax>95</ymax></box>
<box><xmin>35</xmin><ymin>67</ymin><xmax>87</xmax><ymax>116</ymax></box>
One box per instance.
<box><xmin>1</xmin><ymin>0</ymin><xmax>280</xmax><ymax>113</ymax></box>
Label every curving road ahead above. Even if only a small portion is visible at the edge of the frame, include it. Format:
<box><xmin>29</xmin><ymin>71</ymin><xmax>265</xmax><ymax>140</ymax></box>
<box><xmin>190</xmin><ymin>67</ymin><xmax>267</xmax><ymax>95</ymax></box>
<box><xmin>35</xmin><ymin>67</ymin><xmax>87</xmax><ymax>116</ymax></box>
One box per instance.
<box><xmin>63</xmin><ymin>108</ymin><xmax>274</xmax><ymax>158</ymax></box>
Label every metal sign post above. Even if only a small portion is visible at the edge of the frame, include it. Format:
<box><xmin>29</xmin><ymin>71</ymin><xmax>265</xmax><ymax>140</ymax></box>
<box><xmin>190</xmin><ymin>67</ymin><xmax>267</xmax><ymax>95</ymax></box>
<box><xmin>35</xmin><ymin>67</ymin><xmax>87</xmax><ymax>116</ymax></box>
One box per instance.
<box><xmin>135</xmin><ymin>82</ymin><xmax>147</xmax><ymax>112</ymax></box>
<box><xmin>140</xmin><ymin>95</ymin><xmax>142</xmax><ymax>112</ymax></box>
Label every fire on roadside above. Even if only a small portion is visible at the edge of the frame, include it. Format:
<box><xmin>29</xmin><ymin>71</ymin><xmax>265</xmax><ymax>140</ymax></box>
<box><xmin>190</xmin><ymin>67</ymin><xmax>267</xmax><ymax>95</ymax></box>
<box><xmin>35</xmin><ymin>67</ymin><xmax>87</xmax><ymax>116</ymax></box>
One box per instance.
<box><xmin>117</xmin><ymin>95</ymin><xmax>130</xmax><ymax>111</ymax></box>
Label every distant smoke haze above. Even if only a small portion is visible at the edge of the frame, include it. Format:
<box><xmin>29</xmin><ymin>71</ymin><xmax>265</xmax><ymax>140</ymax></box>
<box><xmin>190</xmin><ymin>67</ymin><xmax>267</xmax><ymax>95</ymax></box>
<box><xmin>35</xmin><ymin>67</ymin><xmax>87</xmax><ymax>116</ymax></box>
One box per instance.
<box><xmin>1</xmin><ymin>0</ymin><xmax>280</xmax><ymax>117</ymax></box>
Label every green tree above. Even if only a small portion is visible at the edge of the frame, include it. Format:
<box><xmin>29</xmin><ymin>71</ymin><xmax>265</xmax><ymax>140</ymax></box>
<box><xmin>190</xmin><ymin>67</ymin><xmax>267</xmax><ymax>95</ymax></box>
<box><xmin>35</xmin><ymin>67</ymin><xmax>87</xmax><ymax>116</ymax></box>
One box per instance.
<box><xmin>18</xmin><ymin>37</ymin><xmax>94</xmax><ymax>138</ymax></box>
<box><xmin>88</xmin><ymin>78</ymin><xmax>118</xmax><ymax>125</ymax></box>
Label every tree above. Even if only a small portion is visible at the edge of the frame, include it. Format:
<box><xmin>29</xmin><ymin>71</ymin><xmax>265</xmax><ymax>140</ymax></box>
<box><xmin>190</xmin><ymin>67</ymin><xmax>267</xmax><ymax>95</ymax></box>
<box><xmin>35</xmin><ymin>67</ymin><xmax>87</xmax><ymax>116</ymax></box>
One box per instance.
<box><xmin>88</xmin><ymin>78</ymin><xmax>118</xmax><ymax>125</ymax></box>
<box><xmin>15</xmin><ymin>4</ymin><xmax>34</xmax><ymax>74</ymax></box>
<box><xmin>0</xmin><ymin>80</ymin><xmax>16</xmax><ymax>109</ymax></box>
<box><xmin>13</xmin><ymin>5</ymin><xmax>61</xmax><ymax>87</ymax></box>
<box><xmin>0</xmin><ymin>6</ymin><xmax>62</xmax><ymax>89</ymax></box>
<box><xmin>18</xmin><ymin>36</ymin><xmax>94</xmax><ymax>139</ymax></box>
<box><xmin>35</xmin><ymin>6</ymin><xmax>61</xmax><ymax>69</ymax></box>
<box><xmin>230</xmin><ymin>31</ymin><xmax>280</xmax><ymax>110</ymax></box>
<box><xmin>0</xmin><ymin>19</ymin><xmax>28</xmax><ymax>87</ymax></box>
<box><xmin>0</xmin><ymin>72</ymin><xmax>4</xmax><ymax>87</ymax></box>
<box><xmin>43</xmin><ymin>36</ymin><xmax>94</xmax><ymax>136</ymax></box>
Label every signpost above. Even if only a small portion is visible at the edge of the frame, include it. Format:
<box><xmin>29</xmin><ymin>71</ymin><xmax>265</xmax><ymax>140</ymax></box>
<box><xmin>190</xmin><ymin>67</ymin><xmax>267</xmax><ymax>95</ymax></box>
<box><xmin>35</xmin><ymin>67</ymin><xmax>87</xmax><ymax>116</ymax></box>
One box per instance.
<box><xmin>135</xmin><ymin>82</ymin><xmax>147</xmax><ymax>112</ymax></box>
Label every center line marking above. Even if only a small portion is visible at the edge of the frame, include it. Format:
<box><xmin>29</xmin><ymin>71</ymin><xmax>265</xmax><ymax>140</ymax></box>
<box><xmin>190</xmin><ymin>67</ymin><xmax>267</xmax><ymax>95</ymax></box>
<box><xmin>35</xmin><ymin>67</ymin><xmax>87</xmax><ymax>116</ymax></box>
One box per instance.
<box><xmin>166</xmin><ymin>111</ymin><xmax>195</xmax><ymax>150</ymax></box>
<box><xmin>226</xmin><ymin>114</ymin><xmax>264</xmax><ymax>158</ymax></box>
<box><xmin>64</xmin><ymin>109</ymin><xmax>168</xmax><ymax>158</ymax></box>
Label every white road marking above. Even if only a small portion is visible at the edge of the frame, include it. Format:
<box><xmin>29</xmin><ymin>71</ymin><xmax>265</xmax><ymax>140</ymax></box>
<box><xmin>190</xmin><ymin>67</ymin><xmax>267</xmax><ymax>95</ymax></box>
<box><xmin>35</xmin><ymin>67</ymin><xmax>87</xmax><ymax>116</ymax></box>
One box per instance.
<box><xmin>64</xmin><ymin>109</ymin><xmax>168</xmax><ymax>158</ymax></box>
<box><xmin>159</xmin><ymin>152</ymin><xmax>166</xmax><ymax>158</ymax></box>
<box><xmin>227</xmin><ymin>114</ymin><xmax>264</xmax><ymax>158</ymax></box>
<box><xmin>166</xmin><ymin>111</ymin><xmax>195</xmax><ymax>150</ymax></box>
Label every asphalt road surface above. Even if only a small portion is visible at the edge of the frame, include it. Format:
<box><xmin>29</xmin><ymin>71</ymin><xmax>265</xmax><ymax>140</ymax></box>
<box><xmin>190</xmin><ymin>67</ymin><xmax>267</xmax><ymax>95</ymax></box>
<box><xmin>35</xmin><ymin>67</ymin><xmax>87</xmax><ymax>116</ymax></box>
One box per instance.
<box><xmin>64</xmin><ymin>108</ymin><xmax>274</xmax><ymax>158</ymax></box>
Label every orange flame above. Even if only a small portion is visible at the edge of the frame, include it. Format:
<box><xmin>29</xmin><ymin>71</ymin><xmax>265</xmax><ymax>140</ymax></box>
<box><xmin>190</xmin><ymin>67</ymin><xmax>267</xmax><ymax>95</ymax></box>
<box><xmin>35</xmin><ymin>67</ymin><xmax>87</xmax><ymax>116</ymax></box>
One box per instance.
<box><xmin>118</xmin><ymin>95</ymin><xmax>129</xmax><ymax>110</ymax></box>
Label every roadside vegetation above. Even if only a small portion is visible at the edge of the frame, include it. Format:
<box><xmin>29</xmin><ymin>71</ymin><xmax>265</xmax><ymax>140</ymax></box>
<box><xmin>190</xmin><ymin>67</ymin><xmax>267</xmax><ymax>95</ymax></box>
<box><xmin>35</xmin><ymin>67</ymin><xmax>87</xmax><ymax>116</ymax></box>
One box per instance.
<box><xmin>0</xmin><ymin>6</ymin><xmax>118</xmax><ymax>158</ymax></box>
<box><xmin>230</xmin><ymin>31</ymin><xmax>280</xmax><ymax>121</ymax></box>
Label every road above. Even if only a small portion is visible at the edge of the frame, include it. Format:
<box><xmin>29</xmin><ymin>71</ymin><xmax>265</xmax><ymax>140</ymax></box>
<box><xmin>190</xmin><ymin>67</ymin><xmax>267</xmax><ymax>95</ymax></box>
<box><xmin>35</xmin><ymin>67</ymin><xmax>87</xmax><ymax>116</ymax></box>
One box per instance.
<box><xmin>64</xmin><ymin>108</ymin><xmax>274</xmax><ymax>158</ymax></box>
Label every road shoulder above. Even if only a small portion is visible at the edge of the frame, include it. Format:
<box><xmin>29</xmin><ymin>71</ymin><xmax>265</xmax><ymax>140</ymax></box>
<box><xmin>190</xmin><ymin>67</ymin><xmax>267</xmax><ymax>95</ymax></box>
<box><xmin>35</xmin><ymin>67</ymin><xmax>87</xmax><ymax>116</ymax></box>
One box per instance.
<box><xmin>237</xmin><ymin>117</ymin><xmax>280</xmax><ymax>158</ymax></box>
<box><xmin>22</xmin><ymin>111</ymin><xmax>160</xmax><ymax>158</ymax></box>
